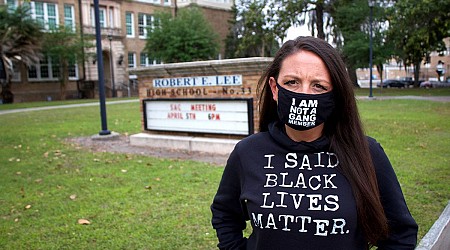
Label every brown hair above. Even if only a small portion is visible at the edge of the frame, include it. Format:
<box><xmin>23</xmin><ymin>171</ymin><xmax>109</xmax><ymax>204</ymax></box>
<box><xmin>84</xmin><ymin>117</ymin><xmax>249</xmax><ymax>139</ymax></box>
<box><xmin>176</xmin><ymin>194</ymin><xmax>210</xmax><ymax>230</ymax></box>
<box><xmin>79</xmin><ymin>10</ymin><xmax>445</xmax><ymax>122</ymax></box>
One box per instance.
<box><xmin>257</xmin><ymin>36</ymin><xmax>388</xmax><ymax>246</ymax></box>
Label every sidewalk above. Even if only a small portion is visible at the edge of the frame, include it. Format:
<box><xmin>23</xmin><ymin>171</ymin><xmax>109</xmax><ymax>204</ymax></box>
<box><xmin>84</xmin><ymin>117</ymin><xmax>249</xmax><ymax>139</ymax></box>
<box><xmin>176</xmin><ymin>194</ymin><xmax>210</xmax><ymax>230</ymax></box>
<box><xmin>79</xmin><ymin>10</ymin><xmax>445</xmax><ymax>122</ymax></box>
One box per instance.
<box><xmin>0</xmin><ymin>99</ymin><xmax>139</xmax><ymax>115</ymax></box>
<box><xmin>357</xmin><ymin>95</ymin><xmax>450</xmax><ymax>102</ymax></box>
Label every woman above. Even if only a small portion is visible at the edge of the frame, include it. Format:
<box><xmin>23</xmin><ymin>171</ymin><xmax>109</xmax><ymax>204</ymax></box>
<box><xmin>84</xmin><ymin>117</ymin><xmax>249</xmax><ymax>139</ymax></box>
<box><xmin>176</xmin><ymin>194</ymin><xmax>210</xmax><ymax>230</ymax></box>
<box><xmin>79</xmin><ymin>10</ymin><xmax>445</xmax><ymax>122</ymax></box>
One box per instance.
<box><xmin>211</xmin><ymin>36</ymin><xmax>418</xmax><ymax>249</ymax></box>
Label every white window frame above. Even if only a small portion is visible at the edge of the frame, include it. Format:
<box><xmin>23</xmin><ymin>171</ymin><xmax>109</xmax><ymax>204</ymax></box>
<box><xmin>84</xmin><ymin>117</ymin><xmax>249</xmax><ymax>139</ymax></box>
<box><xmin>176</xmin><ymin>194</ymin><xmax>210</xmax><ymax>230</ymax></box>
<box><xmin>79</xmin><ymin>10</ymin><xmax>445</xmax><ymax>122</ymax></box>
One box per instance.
<box><xmin>11</xmin><ymin>62</ymin><xmax>21</xmax><ymax>82</ymax></box>
<box><xmin>28</xmin><ymin>56</ymin><xmax>59</xmax><ymax>81</ymax></box>
<box><xmin>28</xmin><ymin>56</ymin><xmax>78</xmax><ymax>81</ymax></box>
<box><xmin>135</xmin><ymin>0</ymin><xmax>160</xmax><ymax>5</ymax></box>
<box><xmin>128</xmin><ymin>52</ymin><xmax>136</xmax><ymax>68</ymax></box>
<box><xmin>90</xmin><ymin>6</ymin><xmax>106</xmax><ymax>28</ymax></box>
<box><xmin>140</xmin><ymin>52</ymin><xmax>161</xmax><ymax>66</ymax></box>
<box><xmin>6</xmin><ymin>0</ymin><xmax>18</xmax><ymax>11</ymax></box>
<box><xmin>68</xmin><ymin>63</ymin><xmax>79</xmax><ymax>80</ymax></box>
<box><xmin>31</xmin><ymin>1</ymin><xmax>59</xmax><ymax>31</ymax></box>
<box><xmin>140</xmin><ymin>52</ymin><xmax>147</xmax><ymax>67</ymax></box>
<box><xmin>109</xmin><ymin>7</ymin><xmax>114</xmax><ymax>28</ymax></box>
<box><xmin>138</xmin><ymin>13</ymin><xmax>154</xmax><ymax>39</ymax></box>
<box><xmin>64</xmin><ymin>4</ymin><xmax>76</xmax><ymax>31</ymax></box>
<box><xmin>125</xmin><ymin>12</ymin><xmax>135</xmax><ymax>38</ymax></box>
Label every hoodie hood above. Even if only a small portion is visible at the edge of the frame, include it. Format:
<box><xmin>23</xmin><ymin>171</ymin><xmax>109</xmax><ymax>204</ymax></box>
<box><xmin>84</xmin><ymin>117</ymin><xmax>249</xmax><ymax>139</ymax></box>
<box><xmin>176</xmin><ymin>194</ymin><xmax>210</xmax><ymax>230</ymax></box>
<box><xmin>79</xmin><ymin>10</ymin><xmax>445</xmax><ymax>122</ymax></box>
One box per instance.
<box><xmin>267</xmin><ymin>121</ymin><xmax>331</xmax><ymax>153</ymax></box>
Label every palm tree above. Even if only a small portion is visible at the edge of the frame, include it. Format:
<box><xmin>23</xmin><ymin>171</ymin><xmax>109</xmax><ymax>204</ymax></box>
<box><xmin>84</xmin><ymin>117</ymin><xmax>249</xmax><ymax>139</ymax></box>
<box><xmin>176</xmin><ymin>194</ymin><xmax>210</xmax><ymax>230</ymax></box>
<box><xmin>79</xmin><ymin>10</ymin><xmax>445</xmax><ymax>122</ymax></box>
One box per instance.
<box><xmin>0</xmin><ymin>5</ymin><xmax>43</xmax><ymax>103</ymax></box>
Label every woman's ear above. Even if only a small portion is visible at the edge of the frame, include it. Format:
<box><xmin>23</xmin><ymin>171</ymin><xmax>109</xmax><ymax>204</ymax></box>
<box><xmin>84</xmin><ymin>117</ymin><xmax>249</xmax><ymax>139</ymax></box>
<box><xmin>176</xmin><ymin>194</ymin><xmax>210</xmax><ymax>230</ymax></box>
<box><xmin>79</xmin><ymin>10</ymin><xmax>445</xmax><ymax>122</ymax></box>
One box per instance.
<box><xmin>269</xmin><ymin>77</ymin><xmax>278</xmax><ymax>102</ymax></box>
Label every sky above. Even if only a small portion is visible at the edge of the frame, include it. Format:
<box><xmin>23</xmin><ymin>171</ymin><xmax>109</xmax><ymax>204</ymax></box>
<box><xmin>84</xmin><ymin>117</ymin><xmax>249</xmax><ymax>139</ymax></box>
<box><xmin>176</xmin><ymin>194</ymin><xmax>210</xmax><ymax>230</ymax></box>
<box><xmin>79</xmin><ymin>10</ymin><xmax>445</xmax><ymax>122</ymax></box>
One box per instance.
<box><xmin>283</xmin><ymin>25</ymin><xmax>312</xmax><ymax>43</ymax></box>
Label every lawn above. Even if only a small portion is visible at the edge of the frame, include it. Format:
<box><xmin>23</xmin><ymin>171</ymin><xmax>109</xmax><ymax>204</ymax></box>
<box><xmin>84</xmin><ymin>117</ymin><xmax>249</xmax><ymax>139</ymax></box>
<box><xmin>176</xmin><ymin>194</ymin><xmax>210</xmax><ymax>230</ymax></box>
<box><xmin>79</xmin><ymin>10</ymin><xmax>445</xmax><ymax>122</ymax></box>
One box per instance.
<box><xmin>1</xmin><ymin>87</ymin><xmax>449</xmax><ymax>111</ymax></box>
<box><xmin>353</xmin><ymin>86</ymin><xmax>450</xmax><ymax>97</ymax></box>
<box><xmin>0</xmin><ymin>96</ymin><xmax>449</xmax><ymax>249</ymax></box>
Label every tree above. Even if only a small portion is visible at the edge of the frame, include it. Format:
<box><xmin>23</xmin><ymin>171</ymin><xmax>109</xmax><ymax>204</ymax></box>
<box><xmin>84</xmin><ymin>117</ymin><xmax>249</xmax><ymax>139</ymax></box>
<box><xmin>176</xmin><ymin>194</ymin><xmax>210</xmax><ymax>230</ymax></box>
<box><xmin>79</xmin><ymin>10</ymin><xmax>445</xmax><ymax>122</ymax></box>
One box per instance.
<box><xmin>275</xmin><ymin>0</ymin><xmax>335</xmax><ymax>41</ymax></box>
<box><xmin>0</xmin><ymin>5</ymin><xmax>43</xmax><ymax>103</ymax></box>
<box><xmin>145</xmin><ymin>7</ymin><xmax>219</xmax><ymax>63</ymax></box>
<box><xmin>224</xmin><ymin>5</ymin><xmax>241</xmax><ymax>59</ymax></box>
<box><xmin>332</xmin><ymin>0</ymin><xmax>394</xmax><ymax>86</ymax></box>
<box><xmin>42</xmin><ymin>26</ymin><xmax>93</xmax><ymax>100</ymax></box>
<box><xmin>387</xmin><ymin>0</ymin><xmax>450</xmax><ymax>85</ymax></box>
<box><xmin>225</xmin><ymin>0</ymin><xmax>335</xmax><ymax>59</ymax></box>
<box><xmin>225</xmin><ymin>0</ymin><xmax>282</xmax><ymax>58</ymax></box>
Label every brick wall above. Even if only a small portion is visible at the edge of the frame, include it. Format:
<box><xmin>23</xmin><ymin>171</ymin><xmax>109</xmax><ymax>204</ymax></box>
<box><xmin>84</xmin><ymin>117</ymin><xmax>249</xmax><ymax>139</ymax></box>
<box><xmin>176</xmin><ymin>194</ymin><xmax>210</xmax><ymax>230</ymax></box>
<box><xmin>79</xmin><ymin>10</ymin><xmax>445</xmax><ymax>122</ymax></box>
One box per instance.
<box><xmin>199</xmin><ymin>6</ymin><xmax>233</xmax><ymax>57</ymax></box>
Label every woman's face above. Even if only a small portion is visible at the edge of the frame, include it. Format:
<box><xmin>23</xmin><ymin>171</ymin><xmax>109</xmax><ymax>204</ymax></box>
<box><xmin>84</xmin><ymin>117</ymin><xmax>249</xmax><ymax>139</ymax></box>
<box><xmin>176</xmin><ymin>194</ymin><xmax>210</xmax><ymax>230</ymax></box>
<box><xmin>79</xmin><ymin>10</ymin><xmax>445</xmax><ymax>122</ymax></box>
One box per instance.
<box><xmin>269</xmin><ymin>50</ymin><xmax>333</xmax><ymax>101</ymax></box>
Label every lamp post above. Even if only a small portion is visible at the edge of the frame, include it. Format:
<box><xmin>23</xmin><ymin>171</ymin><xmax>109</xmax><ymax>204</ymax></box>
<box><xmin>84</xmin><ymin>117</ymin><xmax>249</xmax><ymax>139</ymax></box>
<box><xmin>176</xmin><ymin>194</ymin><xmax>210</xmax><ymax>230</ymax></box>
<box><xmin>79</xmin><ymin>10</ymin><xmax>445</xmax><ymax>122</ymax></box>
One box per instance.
<box><xmin>368</xmin><ymin>0</ymin><xmax>375</xmax><ymax>98</ymax></box>
<box><xmin>93</xmin><ymin>0</ymin><xmax>110</xmax><ymax>135</ymax></box>
<box><xmin>107</xmin><ymin>33</ymin><xmax>116</xmax><ymax>97</ymax></box>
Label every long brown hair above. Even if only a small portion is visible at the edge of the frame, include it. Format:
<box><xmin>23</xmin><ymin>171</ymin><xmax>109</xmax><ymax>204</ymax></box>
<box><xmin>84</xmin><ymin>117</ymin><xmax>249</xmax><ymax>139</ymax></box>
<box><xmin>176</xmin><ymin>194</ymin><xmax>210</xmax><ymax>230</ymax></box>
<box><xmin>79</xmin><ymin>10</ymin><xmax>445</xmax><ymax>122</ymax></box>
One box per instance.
<box><xmin>257</xmin><ymin>36</ymin><xmax>388</xmax><ymax>246</ymax></box>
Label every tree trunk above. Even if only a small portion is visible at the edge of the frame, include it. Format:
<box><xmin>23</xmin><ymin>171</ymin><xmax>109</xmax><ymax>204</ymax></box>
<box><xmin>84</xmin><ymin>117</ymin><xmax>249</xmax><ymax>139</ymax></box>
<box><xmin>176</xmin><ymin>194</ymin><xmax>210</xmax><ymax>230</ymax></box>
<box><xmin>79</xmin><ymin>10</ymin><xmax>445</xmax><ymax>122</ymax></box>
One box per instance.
<box><xmin>174</xmin><ymin>0</ymin><xmax>178</xmax><ymax>17</ymax></box>
<box><xmin>261</xmin><ymin>39</ymin><xmax>265</xmax><ymax>57</ymax></box>
<box><xmin>315</xmin><ymin>3</ymin><xmax>325</xmax><ymax>40</ymax></box>
<box><xmin>343</xmin><ymin>55</ymin><xmax>359</xmax><ymax>87</ymax></box>
<box><xmin>376</xmin><ymin>64</ymin><xmax>384</xmax><ymax>85</ymax></box>
<box><xmin>348</xmin><ymin>67</ymin><xmax>358</xmax><ymax>87</ymax></box>
<box><xmin>414</xmin><ymin>61</ymin><xmax>421</xmax><ymax>87</ymax></box>
<box><xmin>0</xmin><ymin>56</ymin><xmax>14</xmax><ymax>103</ymax></box>
<box><xmin>60</xmin><ymin>61</ymin><xmax>69</xmax><ymax>100</ymax></box>
<box><xmin>1</xmin><ymin>81</ymin><xmax>14</xmax><ymax>103</ymax></box>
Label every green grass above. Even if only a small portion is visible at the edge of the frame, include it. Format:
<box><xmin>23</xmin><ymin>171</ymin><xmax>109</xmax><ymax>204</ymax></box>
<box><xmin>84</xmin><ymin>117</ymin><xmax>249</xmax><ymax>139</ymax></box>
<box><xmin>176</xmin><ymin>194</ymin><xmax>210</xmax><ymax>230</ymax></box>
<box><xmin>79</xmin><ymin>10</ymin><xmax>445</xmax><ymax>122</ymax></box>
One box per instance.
<box><xmin>1</xmin><ymin>87</ymin><xmax>448</xmax><ymax>111</ymax></box>
<box><xmin>0</xmin><ymin>97</ymin><xmax>449</xmax><ymax>249</ymax></box>
<box><xmin>354</xmin><ymin>87</ymin><xmax>450</xmax><ymax>97</ymax></box>
<box><xmin>358</xmin><ymin>99</ymin><xmax>450</xmax><ymax>239</ymax></box>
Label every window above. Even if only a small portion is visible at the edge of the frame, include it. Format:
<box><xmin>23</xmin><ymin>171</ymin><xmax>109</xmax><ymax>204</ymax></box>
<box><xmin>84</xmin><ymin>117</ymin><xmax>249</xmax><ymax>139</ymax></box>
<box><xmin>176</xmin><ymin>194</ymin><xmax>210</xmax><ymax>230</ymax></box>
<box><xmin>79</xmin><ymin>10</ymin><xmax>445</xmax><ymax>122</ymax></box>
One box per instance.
<box><xmin>125</xmin><ymin>12</ymin><xmax>134</xmax><ymax>37</ymax></box>
<box><xmin>31</xmin><ymin>1</ymin><xmax>59</xmax><ymax>30</ymax></box>
<box><xmin>28</xmin><ymin>56</ymin><xmax>58</xmax><ymax>80</ymax></box>
<box><xmin>33</xmin><ymin>2</ymin><xmax>45</xmax><ymax>26</ymax></box>
<box><xmin>6</xmin><ymin>0</ymin><xmax>18</xmax><ymax>11</ymax></box>
<box><xmin>109</xmin><ymin>7</ymin><xmax>114</xmax><ymax>28</ymax></box>
<box><xmin>50</xmin><ymin>58</ymin><xmax>60</xmax><ymax>78</ymax></box>
<box><xmin>68</xmin><ymin>63</ymin><xmax>78</xmax><ymax>80</ymax></box>
<box><xmin>11</xmin><ymin>62</ymin><xmax>21</xmax><ymax>82</ymax></box>
<box><xmin>28</xmin><ymin>56</ymin><xmax>78</xmax><ymax>81</ymax></box>
<box><xmin>140</xmin><ymin>52</ymin><xmax>161</xmax><ymax>66</ymax></box>
<box><xmin>28</xmin><ymin>65</ymin><xmax>38</xmax><ymax>79</ymax></box>
<box><xmin>138</xmin><ymin>13</ymin><xmax>154</xmax><ymax>39</ymax></box>
<box><xmin>164</xmin><ymin>0</ymin><xmax>171</xmax><ymax>6</ymax></box>
<box><xmin>91</xmin><ymin>6</ymin><xmax>106</xmax><ymax>28</ymax></box>
<box><xmin>140</xmin><ymin>52</ymin><xmax>147</xmax><ymax>66</ymax></box>
<box><xmin>135</xmin><ymin>0</ymin><xmax>160</xmax><ymax>4</ymax></box>
<box><xmin>90</xmin><ymin>6</ymin><xmax>115</xmax><ymax>28</ymax></box>
<box><xmin>64</xmin><ymin>4</ymin><xmax>75</xmax><ymax>31</ymax></box>
<box><xmin>128</xmin><ymin>52</ymin><xmax>136</xmax><ymax>68</ymax></box>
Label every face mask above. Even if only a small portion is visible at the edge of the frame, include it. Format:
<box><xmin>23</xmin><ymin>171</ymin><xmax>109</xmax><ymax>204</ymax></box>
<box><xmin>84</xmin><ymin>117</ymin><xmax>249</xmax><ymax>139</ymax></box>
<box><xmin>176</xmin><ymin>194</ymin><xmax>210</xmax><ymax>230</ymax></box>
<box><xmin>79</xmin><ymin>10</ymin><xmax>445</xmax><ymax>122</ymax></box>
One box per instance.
<box><xmin>276</xmin><ymin>82</ymin><xmax>335</xmax><ymax>131</ymax></box>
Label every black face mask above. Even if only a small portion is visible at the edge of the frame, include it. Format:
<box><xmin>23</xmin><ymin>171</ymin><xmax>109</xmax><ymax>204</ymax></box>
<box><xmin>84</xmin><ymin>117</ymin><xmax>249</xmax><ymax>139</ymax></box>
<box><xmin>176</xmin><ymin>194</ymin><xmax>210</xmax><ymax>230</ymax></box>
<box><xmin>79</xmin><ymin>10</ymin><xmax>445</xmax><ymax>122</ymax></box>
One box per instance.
<box><xmin>276</xmin><ymin>82</ymin><xmax>335</xmax><ymax>131</ymax></box>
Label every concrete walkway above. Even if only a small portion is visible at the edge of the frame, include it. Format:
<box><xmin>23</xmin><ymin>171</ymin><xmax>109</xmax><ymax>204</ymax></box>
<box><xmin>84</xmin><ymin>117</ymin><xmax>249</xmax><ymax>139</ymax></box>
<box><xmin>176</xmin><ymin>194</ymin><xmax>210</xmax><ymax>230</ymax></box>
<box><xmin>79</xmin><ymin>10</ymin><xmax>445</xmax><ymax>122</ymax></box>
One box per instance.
<box><xmin>0</xmin><ymin>99</ymin><xmax>138</xmax><ymax>115</ymax></box>
<box><xmin>416</xmin><ymin>201</ymin><xmax>450</xmax><ymax>250</ymax></box>
<box><xmin>357</xmin><ymin>95</ymin><xmax>450</xmax><ymax>102</ymax></box>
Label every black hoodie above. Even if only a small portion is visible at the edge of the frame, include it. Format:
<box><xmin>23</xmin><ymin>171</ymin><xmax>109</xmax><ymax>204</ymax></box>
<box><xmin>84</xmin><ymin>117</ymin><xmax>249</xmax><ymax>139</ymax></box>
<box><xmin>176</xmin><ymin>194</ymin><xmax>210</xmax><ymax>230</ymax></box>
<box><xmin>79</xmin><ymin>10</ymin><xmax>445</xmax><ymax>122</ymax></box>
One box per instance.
<box><xmin>211</xmin><ymin>121</ymin><xmax>417</xmax><ymax>250</ymax></box>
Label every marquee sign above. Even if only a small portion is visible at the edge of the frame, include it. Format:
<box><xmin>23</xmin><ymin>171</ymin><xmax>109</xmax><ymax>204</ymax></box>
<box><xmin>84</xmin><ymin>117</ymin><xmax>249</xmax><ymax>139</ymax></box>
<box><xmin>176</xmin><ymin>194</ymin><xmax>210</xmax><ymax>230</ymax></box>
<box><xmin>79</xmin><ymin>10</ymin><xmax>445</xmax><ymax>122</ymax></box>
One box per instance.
<box><xmin>152</xmin><ymin>75</ymin><xmax>242</xmax><ymax>88</ymax></box>
<box><xmin>143</xmin><ymin>98</ymin><xmax>254</xmax><ymax>135</ymax></box>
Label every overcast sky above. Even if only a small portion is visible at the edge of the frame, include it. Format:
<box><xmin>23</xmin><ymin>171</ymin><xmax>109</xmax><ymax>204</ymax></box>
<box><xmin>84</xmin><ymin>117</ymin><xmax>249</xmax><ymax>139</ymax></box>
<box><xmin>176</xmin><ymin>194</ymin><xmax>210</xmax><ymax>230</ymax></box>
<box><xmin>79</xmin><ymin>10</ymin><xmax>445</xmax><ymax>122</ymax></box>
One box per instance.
<box><xmin>283</xmin><ymin>25</ymin><xmax>312</xmax><ymax>43</ymax></box>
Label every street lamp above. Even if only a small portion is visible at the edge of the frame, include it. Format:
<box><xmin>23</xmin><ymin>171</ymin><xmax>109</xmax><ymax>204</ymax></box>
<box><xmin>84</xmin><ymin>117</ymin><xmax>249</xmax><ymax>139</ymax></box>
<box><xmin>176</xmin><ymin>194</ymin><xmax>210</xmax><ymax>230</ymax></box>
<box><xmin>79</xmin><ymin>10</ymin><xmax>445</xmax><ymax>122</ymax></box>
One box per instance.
<box><xmin>107</xmin><ymin>33</ymin><xmax>116</xmax><ymax>97</ymax></box>
<box><xmin>368</xmin><ymin>0</ymin><xmax>375</xmax><ymax>98</ymax></box>
<box><xmin>93</xmin><ymin>0</ymin><xmax>110</xmax><ymax>135</ymax></box>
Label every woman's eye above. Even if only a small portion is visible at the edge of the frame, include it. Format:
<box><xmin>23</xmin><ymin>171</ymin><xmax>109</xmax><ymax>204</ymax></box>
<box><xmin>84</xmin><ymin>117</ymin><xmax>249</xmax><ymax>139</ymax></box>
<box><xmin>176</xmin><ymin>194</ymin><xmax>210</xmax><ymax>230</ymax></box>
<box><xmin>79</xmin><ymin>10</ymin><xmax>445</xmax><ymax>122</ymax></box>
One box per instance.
<box><xmin>283</xmin><ymin>80</ymin><xmax>298</xmax><ymax>85</ymax></box>
<box><xmin>314</xmin><ymin>83</ymin><xmax>328</xmax><ymax>91</ymax></box>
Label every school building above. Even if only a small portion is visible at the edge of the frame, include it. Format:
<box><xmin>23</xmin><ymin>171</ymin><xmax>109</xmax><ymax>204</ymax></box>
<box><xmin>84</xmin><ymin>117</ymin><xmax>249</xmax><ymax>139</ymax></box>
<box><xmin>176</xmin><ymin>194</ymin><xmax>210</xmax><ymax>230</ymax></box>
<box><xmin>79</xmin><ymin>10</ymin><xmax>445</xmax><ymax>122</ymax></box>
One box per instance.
<box><xmin>1</xmin><ymin>0</ymin><xmax>233</xmax><ymax>102</ymax></box>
